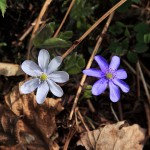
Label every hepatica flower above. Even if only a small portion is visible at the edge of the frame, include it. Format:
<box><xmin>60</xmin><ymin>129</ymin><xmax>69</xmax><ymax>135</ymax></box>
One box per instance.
<box><xmin>20</xmin><ymin>49</ymin><xmax>69</xmax><ymax>104</ymax></box>
<box><xmin>83</xmin><ymin>56</ymin><xmax>129</xmax><ymax>102</ymax></box>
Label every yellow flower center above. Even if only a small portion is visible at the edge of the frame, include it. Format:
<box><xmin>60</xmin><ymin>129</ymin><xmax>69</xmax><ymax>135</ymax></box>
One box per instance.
<box><xmin>40</xmin><ymin>73</ymin><xmax>48</xmax><ymax>81</ymax></box>
<box><xmin>106</xmin><ymin>73</ymin><xmax>113</xmax><ymax>79</ymax></box>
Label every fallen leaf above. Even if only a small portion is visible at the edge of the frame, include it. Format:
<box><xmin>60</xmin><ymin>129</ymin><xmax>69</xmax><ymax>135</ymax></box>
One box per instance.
<box><xmin>0</xmin><ymin>63</ymin><xmax>24</xmax><ymax>76</ymax></box>
<box><xmin>3</xmin><ymin>82</ymin><xmax>64</xmax><ymax>149</ymax></box>
<box><xmin>77</xmin><ymin>121</ymin><xmax>146</xmax><ymax>150</ymax></box>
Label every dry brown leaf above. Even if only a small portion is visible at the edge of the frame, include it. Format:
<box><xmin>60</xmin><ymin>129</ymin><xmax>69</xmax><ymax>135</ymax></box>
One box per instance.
<box><xmin>77</xmin><ymin>121</ymin><xmax>146</xmax><ymax>150</ymax></box>
<box><xmin>0</xmin><ymin>63</ymin><xmax>24</xmax><ymax>76</ymax></box>
<box><xmin>3</xmin><ymin>82</ymin><xmax>64</xmax><ymax>149</ymax></box>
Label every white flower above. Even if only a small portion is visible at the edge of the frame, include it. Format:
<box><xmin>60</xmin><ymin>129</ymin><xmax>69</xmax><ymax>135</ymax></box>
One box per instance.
<box><xmin>20</xmin><ymin>49</ymin><xmax>69</xmax><ymax>104</ymax></box>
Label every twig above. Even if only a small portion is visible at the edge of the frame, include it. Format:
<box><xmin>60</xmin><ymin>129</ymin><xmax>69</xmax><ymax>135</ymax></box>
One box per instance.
<box><xmin>63</xmin><ymin>123</ymin><xmax>77</xmax><ymax>150</ymax></box>
<box><xmin>144</xmin><ymin>102</ymin><xmax>150</xmax><ymax>136</ymax></box>
<box><xmin>53</xmin><ymin>0</ymin><xmax>76</xmax><ymax>37</ymax></box>
<box><xmin>62</xmin><ymin>0</ymin><xmax>127</xmax><ymax>59</ymax></box>
<box><xmin>76</xmin><ymin>108</ymin><xmax>90</xmax><ymax>132</ymax></box>
<box><xmin>140</xmin><ymin>61</ymin><xmax>150</xmax><ymax>78</ymax></box>
<box><xmin>123</xmin><ymin>59</ymin><xmax>150</xmax><ymax>90</ymax></box>
<box><xmin>137</xmin><ymin>61</ymin><xmax>150</xmax><ymax>104</ymax></box>
<box><xmin>136</xmin><ymin>61</ymin><xmax>140</xmax><ymax>99</ymax></box>
<box><xmin>69</xmin><ymin>13</ymin><xmax>114</xmax><ymax>120</ymax></box>
<box><xmin>117</xmin><ymin>101</ymin><xmax>123</xmax><ymax>121</ymax></box>
<box><xmin>87</xmin><ymin>99</ymin><xmax>95</xmax><ymax>113</ymax></box>
<box><xmin>27</xmin><ymin>0</ymin><xmax>53</xmax><ymax>60</ymax></box>
<box><xmin>110</xmin><ymin>103</ymin><xmax>119</xmax><ymax>122</ymax></box>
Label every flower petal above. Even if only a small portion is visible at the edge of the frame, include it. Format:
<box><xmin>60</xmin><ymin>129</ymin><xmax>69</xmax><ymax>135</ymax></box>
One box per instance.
<box><xmin>36</xmin><ymin>81</ymin><xmax>49</xmax><ymax>104</ymax></box>
<box><xmin>83</xmin><ymin>69</ymin><xmax>105</xmax><ymax>78</ymax></box>
<box><xmin>21</xmin><ymin>60</ymin><xmax>42</xmax><ymax>76</ymax></box>
<box><xmin>116</xmin><ymin>69</ymin><xmax>127</xmax><ymax>79</ymax></box>
<box><xmin>92</xmin><ymin>78</ymin><xmax>108</xmax><ymax>96</ymax></box>
<box><xmin>48</xmin><ymin>71</ymin><xmax>69</xmax><ymax>83</ymax></box>
<box><xmin>112</xmin><ymin>79</ymin><xmax>130</xmax><ymax>93</ymax></box>
<box><xmin>38</xmin><ymin>49</ymin><xmax>50</xmax><ymax>72</ymax></box>
<box><xmin>47</xmin><ymin>56</ymin><xmax>62</xmax><ymax>74</ymax></box>
<box><xmin>109</xmin><ymin>81</ymin><xmax>120</xmax><ymax>102</ymax></box>
<box><xmin>94</xmin><ymin>55</ymin><xmax>109</xmax><ymax>72</ymax></box>
<box><xmin>47</xmin><ymin>79</ymin><xmax>63</xmax><ymax>97</ymax></box>
<box><xmin>109</xmin><ymin>56</ymin><xmax>120</xmax><ymax>71</ymax></box>
<box><xmin>20</xmin><ymin>78</ymin><xmax>39</xmax><ymax>94</ymax></box>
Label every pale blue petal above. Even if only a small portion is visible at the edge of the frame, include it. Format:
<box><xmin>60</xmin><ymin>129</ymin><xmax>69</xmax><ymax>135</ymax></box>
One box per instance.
<box><xmin>116</xmin><ymin>69</ymin><xmax>127</xmax><ymax>79</ymax></box>
<box><xmin>21</xmin><ymin>60</ymin><xmax>42</xmax><ymax>76</ymax></box>
<box><xmin>112</xmin><ymin>79</ymin><xmax>130</xmax><ymax>93</ymax></box>
<box><xmin>20</xmin><ymin>78</ymin><xmax>39</xmax><ymax>94</ymax></box>
<box><xmin>38</xmin><ymin>49</ymin><xmax>50</xmax><ymax>72</ymax></box>
<box><xmin>92</xmin><ymin>78</ymin><xmax>108</xmax><ymax>96</ymax></box>
<box><xmin>109</xmin><ymin>56</ymin><xmax>120</xmax><ymax>71</ymax></box>
<box><xmin>47</xmin><ymin>79</ymin><xmax>63</xmax><ymax>97</ymax></box>
<box><xmin>83</xmin><ymin>69</ymin><xmax>105</xmax><ymax>78</ymax></box>
<box><xmin>109</xmin><ymin>81</ymin><xmax>120</xmax><ymax>102</ymax></box>
<box><xmin>36</xmin><ymin>81</ymin><xmax>49</xmax><ymax>104</ymax></box>
<box><xmin>94</xmin><ymin>55</ymin><xmax>109</xmax><ymax>72</ymax></box>
<box><xmin>47</xmin><ymin>56</ymin><xmax>62</xmax><ymax>74</ymax></box>
<box><xmin>48</xmin><ymin>71</ymin><xmax>69</xmax><ymax>83</ymax></box>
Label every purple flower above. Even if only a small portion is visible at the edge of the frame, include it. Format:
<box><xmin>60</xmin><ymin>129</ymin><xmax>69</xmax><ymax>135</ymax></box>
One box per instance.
<box><xmin>83</xmin><ymin>55</ymin><xmax>129</xmax><ymax>102</ymax></box>
<box><xmin>20</xmin><ymin>49</ymin><xmax>69</xmax><ymax>104</ymax></box>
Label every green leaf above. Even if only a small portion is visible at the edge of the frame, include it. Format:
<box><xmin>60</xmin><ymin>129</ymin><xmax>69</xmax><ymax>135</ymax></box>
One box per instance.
<box><xmin>33</xmin><ymin>22</ymin><xmax>55</xmax><ymax>46</ymax></box>
<box><xmin>83</xmin><ymin>85</ymin><xmax>92</xmax><ymax>99</ymax></box>
<box><xmin>58</xmin><ymin>31</ymin><xmax>73</xmax><ymax>40</ymax></box>
<box><xmin>0</xmin><ymin>0</ymin><xmax>7</xmax><ymax>17</ymax></box>
<box><xmin>117</xmin><ymin>0</ymin><xmax>132</xmax><ymax>12</ymax></box>
<box><xmin>134</xmin><ymin>43</ymin><xmax>149</xmax><ymax>53</ymax></box>
<box><xmin>132</xmin><ymin>0</ymin><xmax>141</xmax><ymax>3</ymax></box>
<box><xmin>127</xmin><ymin>51</ymin><xmax>138</xmax><ymax>63</ymax></box>
<box><xmin>0</xmin><ymin>42</ymin><xmax>6</xmax><ymax>46</ymax></box>
<box><xmin>134</xmin><ymin>23</ymin><xmax>150</xmax><ymax>33</ymax></box>
<box><xmin>64</xmin><ymin>53</ymin><xmax>85</xmax><ymax>75</ymax></box>
<box><xmin>144</xmin><ymin>33</ymin><xmax>150</xmax><ymax>44</ymax></box>
<box><xmin>34</xmin><ymin>38</ymin><xmax>71</xmax><ymax>48</ymax></box>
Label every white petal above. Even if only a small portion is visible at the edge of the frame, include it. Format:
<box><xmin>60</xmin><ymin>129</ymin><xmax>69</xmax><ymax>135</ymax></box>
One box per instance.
<box><xmin>21</xmin><ymin>60</ymin><xmax>42</xmax><ymax>76</ymax></box>
<box><xmin>47</xmin><ymin>79</ymin><xmax>63</xmax><ymax>97</ymax></box>
<box><xmin>47</xmin><ymin>56</ymin><xmax>62</xmax><ymax>74</ymax></box>
<box><xmin>38</xmin><ymin>49</ymin><xmax>50</xmax><ymax>72</ymax></box>
<box><xmin>36</xmin><ymin>81</ymin><xmax>49</xmax><ymax>104</ymax></box>
<box><xmin>48</xmin><ymin>71</ymin><xmax>69</xmax><ymax>83</ymax></box>
<box><xmin>20</xmin><ymin>78</ymin><xmax>39</xmax><ymax>94</ymax></box>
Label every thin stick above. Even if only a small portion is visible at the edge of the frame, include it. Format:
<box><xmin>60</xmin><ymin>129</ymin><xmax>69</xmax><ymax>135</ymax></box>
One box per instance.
<box><xmin>110</xmin><ymin>103</ymin><xmax>119</xmax><ymax>122</ymax></box>
<box><xmin>27</xmin><ymin>0</ymin><xmax>53</xmax><ymax>60</ymax></box>
<box><xmin>136</xmin><ymin>61</ymin><xmax>140</xmax><ymax>99</ymax></box>
<box><xmin>69</xmin><ymin>13</ymin><xmax>114</xmax><ymax>120</ymax></box>
<box><xmin>53</xmin><ymin>0</ymin><xmax>76</xmax><ymax>37</ymax></box>
<box><xmin>123</xmin><ymin>59</ymin><xmax>150</xmax><ymax>90</ymax></box>
<box><xmin>76</xmin><ymin>108</ymin><xmax>90</xmax><ymax>132</ymax></box>
<box><xmin>137</xmin><ymin>61</ymin><xmax>150</xmax><ymax>104</ymax></box>
<box><xmin>62</xmin><ymin>0</ymin><xmax>126</xmax><ymax>59</ymax></box>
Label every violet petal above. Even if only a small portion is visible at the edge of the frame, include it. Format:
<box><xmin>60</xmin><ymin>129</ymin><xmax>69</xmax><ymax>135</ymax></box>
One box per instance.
<box><xmin>109</xmin><ymin>56</ymin><xmax>120</xmax><ymax>71</ymax></box>
<box><xmin>83</xmin><ymin>68</ymin><xmax>105</xmax><ymax>78</ymax></box>
<box><xmin>92</xmin><ymin>78</ymin><xmax>108</xmax><ymax>96</ymax></box>
<box><xmin>116</xmin><ymin>69</ymin><xmax>127</xmax><ymax>79</ymax></box>
<box><xmin>94</xmin><ymin>55</ymin><xmax>109</xmax><ymax>72</ymax></box>
<box><xmin>109</xmin><ymin>81</ymin><xmax>120</xmax><ymax>102</ymax></box>
<box><xmin>113</xmin><ymin>79</ymin><xmax>130</xmax><ymax>93</ymax></box>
